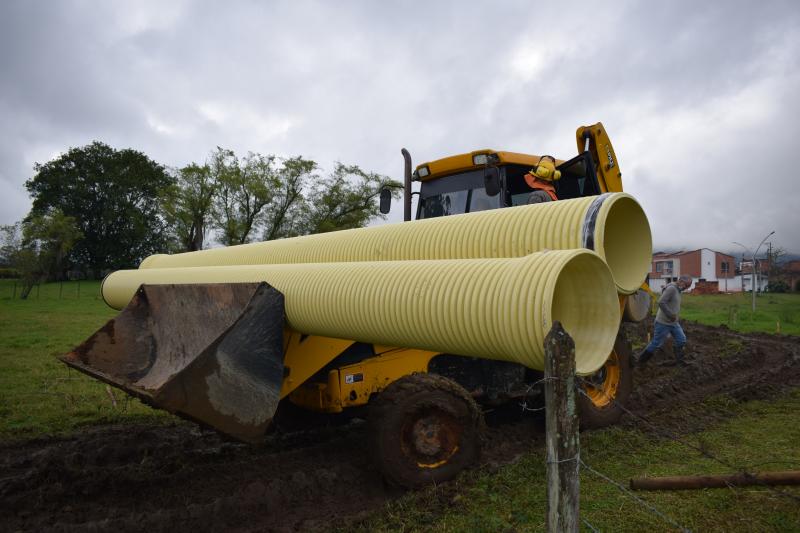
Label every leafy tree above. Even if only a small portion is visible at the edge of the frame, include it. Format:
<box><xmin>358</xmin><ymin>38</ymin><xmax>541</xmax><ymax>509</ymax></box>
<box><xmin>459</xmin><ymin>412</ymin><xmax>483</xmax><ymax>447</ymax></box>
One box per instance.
<box><xmin>211</xmin><ymin>148</ymin><xmax>278</xmax><ymax>246</ymax></box>
<box><xmin>207</xmin><ymin>148</ymin><xmax>397</xmax><ymax>244</ymax></box>
<box><xmin>0</xmin><ymin>223</ymin><xmax>37</xmax><ymax>296</ymax></box>
<box><xmin>24</xmin><ymin>210</ymin><xmax>84</xmax><ymax>280</ymax></box>
<box><xmin>1</xmin><ymin>211</ymin><xmax>82</xmax><ymax>298</ymax></box>
<box><xmin>0</xmin><ymin>224</ymin><xmax>18</xmax><ymax>268</ymax></box>
<box><xmin>162</xmin><ymin>163</ymin><xmax>217</xmax><ymax>252</ymax></box>
<box><xmin>767</xmin><ymin>280</ymin><xmax>789</xmax><ymax>293</ymax></box>
<box><xmin>25</xmin><ymin>142</ymin><xmax>174</xmax><ymax>274</ymax></box>
<box><xmin>261</xmin><ymin>156</ymin><xmax>316</xmax><ymax>241</ymax></box>
<box><xmin>302</xmin><ymin>163</ymin><xmax>401</xmax><ymax>234</ymax></box>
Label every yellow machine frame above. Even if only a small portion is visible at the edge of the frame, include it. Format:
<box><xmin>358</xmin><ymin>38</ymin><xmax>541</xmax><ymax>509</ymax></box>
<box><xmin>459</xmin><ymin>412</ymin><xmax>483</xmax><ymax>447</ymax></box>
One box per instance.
<box><xmin>286</xmin><ymin>122</ymin><xmax>639</xmax><ymax>414</ymax></box>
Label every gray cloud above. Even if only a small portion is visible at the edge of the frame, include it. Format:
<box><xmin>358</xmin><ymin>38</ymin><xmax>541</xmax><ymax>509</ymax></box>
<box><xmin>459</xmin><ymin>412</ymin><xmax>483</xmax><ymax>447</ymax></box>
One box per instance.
<box><xmin>1</xmin><ymin>0</ymin><xmax>798</xmax><ymax>253</ymax></box>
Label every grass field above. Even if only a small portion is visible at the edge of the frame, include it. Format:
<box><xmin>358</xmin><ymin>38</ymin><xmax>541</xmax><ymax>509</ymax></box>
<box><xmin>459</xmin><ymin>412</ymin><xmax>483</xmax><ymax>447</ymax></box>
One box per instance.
<box><xmin>0</xmin><ymin>279</ymin><xmax>170</xmax><ymax>440</ymax></box>
<box><xmin>681</xmin><ymin>292</ymin><xmax>800</xmax><ymax>336</ymax></box>
<box><xmin>2</xmin><ymin>280</ymin><xmax>799</xmax><ymax>530</ymax></box>
<box><xmin>0</xmin><ymin>281</ymin><xmax>797</xmax><ymax>438</ymax></box>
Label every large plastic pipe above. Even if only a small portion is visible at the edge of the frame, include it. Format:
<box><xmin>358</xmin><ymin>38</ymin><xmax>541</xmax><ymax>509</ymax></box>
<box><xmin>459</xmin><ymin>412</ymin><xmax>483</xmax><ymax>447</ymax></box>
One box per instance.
<box><xmin>140</xmin><ymin>192</ymin><xmax>651</xmax><ymax>294</ymax></box>
<box><xmin>106</xmin><ymin>250</ymin><xmax>619</xmax><ymax>375</ymax></box>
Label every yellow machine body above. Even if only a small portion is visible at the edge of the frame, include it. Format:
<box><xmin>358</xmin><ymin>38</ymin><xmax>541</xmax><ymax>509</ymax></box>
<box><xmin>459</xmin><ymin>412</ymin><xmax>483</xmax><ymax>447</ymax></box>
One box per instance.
<box><xmin>64</xmin><ymin>122</ymin><xmax>651</xmax><ymax>438</ymax></box>
<box><xmin>294</xmin><ymin>123</ymin><xmax>652</xmax><ymax>413</ymax></box>
<box><xmin>290</xmin><ymin>121</ymin><xmax>643</xmax><ymax>415</ymax></box>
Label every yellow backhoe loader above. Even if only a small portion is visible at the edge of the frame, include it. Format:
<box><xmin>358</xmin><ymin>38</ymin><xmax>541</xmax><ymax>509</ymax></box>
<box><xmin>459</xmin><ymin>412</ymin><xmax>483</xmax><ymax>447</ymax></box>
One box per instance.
<box><xmin>61</xmin><ymin>122</ymin><xmax>652</xmax><ymax>488</ymax></box>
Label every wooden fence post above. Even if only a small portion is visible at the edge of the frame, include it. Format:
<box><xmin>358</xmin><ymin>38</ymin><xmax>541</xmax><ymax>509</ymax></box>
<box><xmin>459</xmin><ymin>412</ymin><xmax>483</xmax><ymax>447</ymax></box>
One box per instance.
<box><xmin>545</xmin><ymin>321</ymin><xmax>580</xmax><ymax>533</ymax></box>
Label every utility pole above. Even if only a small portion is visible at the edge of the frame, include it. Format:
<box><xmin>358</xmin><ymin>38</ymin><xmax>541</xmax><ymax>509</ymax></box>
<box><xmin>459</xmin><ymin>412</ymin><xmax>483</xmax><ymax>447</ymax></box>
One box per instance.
<box><xmin>735</xmin><ymin>230</ymin><xmax>775</xmax><ymax>312</ymax></box>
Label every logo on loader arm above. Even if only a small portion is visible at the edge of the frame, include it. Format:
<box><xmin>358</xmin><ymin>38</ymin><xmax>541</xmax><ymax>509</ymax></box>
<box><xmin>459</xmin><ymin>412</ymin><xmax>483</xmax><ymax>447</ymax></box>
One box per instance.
<box><xmin>604</xmin><ymin>144</ymin><xmax>615</xmax><ymax>169</ymax></box>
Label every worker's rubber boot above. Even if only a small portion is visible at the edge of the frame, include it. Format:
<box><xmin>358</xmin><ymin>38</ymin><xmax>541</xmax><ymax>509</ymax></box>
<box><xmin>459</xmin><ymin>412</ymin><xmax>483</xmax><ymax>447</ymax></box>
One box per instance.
<box><xmin>660</xmin><ymin>344</ymin><xmax>686</xmax><ymax>367</ymax></box>
<box><xmin>635</xmin><ymin>348</ymin><xmax>655</xmax><ymax>367</ymax></box>
<box><xmin>674</xmin><ymin>344</ymin><xmax>687</xmax><ymax>367</ymax></box>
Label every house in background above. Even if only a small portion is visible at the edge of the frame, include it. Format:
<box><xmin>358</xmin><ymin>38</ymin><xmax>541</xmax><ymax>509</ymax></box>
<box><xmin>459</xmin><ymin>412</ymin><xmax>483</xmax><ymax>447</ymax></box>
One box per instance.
<box><xmin>738</xmin><ymin>257</ymin><xmax>771</xmax><ymax>293</ymax></box>
<box><xmin>784</xmin><ymin>260</ymin><xmax>800</xmax><ymax>292</ymax></box>
<box><xmin>648</xmin><ymin>249</ymin><xmax>741</xmax><ymax>293</ymax></box>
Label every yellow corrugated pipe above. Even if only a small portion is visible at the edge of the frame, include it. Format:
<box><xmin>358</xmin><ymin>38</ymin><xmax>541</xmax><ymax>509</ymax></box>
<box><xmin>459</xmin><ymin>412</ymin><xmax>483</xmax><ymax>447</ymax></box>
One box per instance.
<box><xmin>139</xmin><ymin>192</ymin><xmax>651</xmax><ymax>294</ymax></box>
<box><xmin>104</xmin><ymin>250</ymin><xmax>619</xmax><ymax>375</ymax></box>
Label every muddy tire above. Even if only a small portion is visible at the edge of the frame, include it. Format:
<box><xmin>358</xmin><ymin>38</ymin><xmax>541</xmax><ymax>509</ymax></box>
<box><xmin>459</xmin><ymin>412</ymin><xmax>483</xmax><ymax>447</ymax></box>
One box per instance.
<box><xmin>368</xmin><ymin>373</ymin><xmax>483</xmax><ymax>488</ymax></box>
<box><xmin>577</xmin><ymin>331</ymin><xmax>632</xmax><ymax>429</ymax></box>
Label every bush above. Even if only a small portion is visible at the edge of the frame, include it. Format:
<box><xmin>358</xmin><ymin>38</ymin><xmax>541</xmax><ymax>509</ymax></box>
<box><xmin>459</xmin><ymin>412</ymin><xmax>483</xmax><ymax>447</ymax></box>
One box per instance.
<box><xmin>767</xmin><ymin>281</ymin><xmax>789</xmax><ymax>293</ymax></box>
<box><xmin>0</xmin><ymin>268</ymin><xmax>19</xmax><ymax>279</ymax></box>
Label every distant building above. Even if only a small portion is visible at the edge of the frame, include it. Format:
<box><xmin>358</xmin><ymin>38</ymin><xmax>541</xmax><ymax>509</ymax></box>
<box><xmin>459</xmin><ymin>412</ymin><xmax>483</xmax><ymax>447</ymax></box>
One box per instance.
<box><xmin>648</xmin><ymin>248</ymin><xmax>758</xmax><ymax>293</ymax></box>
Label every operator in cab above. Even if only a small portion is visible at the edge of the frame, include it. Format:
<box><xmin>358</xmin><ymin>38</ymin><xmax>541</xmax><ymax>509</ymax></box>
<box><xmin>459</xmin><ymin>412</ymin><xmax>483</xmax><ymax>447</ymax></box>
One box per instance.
<box><xmin>526</xmin><ymin>155</ymin><xmax>559</xmax><ymax>204</ymax></box>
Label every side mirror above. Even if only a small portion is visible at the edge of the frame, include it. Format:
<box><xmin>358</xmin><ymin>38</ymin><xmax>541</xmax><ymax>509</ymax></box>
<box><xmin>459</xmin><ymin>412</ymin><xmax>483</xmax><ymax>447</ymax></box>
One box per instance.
<box><xmin>379</xmin><ymin>187</ymin><xmax>392</xmax><ymax>214</ymax></box>
<box><xmin>484</xmin><ymin>167</ymin><xmax>501</xmax><ymax>197</ymax></box>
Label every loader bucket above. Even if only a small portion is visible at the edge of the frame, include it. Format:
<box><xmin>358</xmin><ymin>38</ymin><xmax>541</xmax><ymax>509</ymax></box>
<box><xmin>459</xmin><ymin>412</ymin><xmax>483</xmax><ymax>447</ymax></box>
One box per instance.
<box><xmin>60</xmin><ymin>282</ymin><xmax>285</xmax><ymax>443</ymax></box>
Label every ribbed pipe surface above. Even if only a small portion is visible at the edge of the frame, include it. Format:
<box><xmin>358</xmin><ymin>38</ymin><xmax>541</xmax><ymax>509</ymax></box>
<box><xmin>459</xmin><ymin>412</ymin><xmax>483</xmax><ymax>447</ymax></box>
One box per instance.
<box><xmin>139</xmin><ymin>192</ymin><xmax>651</xmax><ymax>294</ymax></box>
<box><xmin>105</xmin><ymin>250</ymin><xmax>619</xmax><ymax>375</ymax></box>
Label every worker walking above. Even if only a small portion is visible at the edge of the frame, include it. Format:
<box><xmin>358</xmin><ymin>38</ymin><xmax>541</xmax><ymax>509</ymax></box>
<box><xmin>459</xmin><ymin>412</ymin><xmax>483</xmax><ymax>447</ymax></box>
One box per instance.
<box><xmin>636</xmin><ymin>275</ymin><xmax>692</xmax><ymax>366</ymax></box>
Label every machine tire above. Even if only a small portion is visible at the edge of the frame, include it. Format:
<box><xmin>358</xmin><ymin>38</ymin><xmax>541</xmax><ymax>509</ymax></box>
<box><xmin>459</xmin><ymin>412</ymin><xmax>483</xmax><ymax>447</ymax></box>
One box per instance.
<box><xmin>368</xmin><ymin>373</ymin><xmax>483</xmax><ymax>488</ymax></box>
<box><xmin>577</xmin><ymin>331</ymin><xmax>632</xmax><ymax>429</ymax></box>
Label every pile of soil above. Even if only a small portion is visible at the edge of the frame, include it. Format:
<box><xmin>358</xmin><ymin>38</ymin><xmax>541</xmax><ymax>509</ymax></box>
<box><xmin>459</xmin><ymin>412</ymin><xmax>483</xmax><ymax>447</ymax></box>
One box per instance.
<box><xmin>1</xmin><ymin>323</ymin><xmax>798</xmax><ymax>532</ymax></box>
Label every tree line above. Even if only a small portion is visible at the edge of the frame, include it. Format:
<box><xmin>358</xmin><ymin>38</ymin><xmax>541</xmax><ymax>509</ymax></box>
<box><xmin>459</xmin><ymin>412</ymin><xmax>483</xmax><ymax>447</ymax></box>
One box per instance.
<box><xmin>0</xmin><ymin>141</ymin><xmax>400</xmax><ymax>298</ymax></box>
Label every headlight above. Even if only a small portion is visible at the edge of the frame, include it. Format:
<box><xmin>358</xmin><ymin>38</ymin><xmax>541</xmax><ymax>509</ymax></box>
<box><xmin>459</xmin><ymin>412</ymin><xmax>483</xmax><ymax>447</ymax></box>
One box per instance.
<box><xmin>417</xmin><ymin>165</ymin><xmax>430</xmax><ymax>178</ymax></box>
<box><xmin>473</xmin><ymin>153</ymin><xmax>499</xmax><ymax>165</ymax></box>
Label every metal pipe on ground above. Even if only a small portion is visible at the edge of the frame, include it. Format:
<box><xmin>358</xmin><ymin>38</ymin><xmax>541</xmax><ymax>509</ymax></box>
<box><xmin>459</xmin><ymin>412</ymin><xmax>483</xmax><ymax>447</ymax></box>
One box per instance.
<box><xmin>104</xmin><ymin>249</ymin><xmax>620</xmax><ymax>375</ymax></box>
<box><xmin>630</xmin><ymin>471</ymin><xmax>800</xmax><ymax>490</ymax></box>
<box><xmin>139</xmin><ymin>192</ymin><xmax>652</xmax><ymax>295</ymax></box>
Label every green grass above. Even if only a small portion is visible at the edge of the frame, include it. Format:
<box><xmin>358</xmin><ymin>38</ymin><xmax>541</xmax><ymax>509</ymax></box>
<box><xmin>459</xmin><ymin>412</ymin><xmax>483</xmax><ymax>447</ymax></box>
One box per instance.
<box><xmin>354</xmin><ymin>390</ymin><xmax>800</xmax><ymax>532</ymax></box>
<box><xmin>3</xmin><ymin>280</ymin><xmax>799</xmax><ymax>530</ymax></box>
<box><xmin>0</xmin><ymin>279</ymin><xmax>170</xmax><ymax>440</ymax></box>
<box><xmin>680</xmin><ymin>292</ymin><xmax>800</xmax><ymax>336</ymax></box>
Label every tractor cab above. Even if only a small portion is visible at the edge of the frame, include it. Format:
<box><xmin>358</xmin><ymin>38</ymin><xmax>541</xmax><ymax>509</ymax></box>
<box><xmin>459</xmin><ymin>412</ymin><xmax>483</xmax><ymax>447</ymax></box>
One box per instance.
<box><xmin>381</xmin><ymin>122</ymin><xmax>624</xmax><ymax>222</ymax></box>
<box><xmin>413</xmin><ymin>150</ymin><xmax>603</xmax><ymax>220</ymax></box>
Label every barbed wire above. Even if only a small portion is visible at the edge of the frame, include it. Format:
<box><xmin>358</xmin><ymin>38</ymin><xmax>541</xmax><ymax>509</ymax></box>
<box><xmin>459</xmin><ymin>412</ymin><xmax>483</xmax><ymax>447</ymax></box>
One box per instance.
<box><xmin>582</xmin><ymin>516</ymin><xmax>600</xmax><ymax>532</ymax></box>
<box><xmin>519</xmin><ymin>375</ymin><xmax>560</xmax><ymax>412</ymax></box>
<box><xmin>575</xmin><ymin>377</ymin><xmax>800</xmax><ymax>504</ymax></box>
<box><xmin>580</xmin><ymin>458</ymin><xmax>691</xmax><ymax>533</ymax></box>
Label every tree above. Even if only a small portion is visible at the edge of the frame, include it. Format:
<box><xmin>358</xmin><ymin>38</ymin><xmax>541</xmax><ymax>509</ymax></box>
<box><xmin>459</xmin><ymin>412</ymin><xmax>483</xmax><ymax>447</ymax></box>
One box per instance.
<box><xmin>161</xmin><ymin>163</ymin><xmax>217</xmax><ymax>252</ymax></box>
<box><xmin>0</xmin><ymin>223</ymin><xmax>37</xmax><ymax>297</ymax></box>
<box><xmin>261</xmin><ymin>156</ymin><xmax>316</xmax><ymax>241</ymax></box>
<box><xmin>25</xmin><ymin>142</ymin><xmax>174</xmax><ymax>274</ymax></box>
<box><xmin>23</xmin><ymin>210</ymin><xmax>84</xmax><ymax>281</ymax></box>
<box><xmin>211</xmin><ymin>148</ymin><xmax>278</xmax><ymax>246</ymax></box>
<box><xmin>1</xmin><ymin>211</ymin><xmax>82</xmax><ymax>298</ymax></box>
<box><xmin>175</xmin><ymin>147</ymin><xmax>399</xmax><ymax>247</ymax></box>
<box><xmin>301</xmin><ymin>163</ymin><xmax>401</xmax><ymax>234</ymax></box>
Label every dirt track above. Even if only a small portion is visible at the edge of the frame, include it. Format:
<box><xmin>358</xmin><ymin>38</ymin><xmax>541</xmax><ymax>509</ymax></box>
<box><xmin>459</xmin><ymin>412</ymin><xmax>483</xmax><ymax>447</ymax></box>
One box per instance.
<box><xmin>2</xmin><ymin>323</ymin><xmax>799</xmax><ymax>532</ymax></box>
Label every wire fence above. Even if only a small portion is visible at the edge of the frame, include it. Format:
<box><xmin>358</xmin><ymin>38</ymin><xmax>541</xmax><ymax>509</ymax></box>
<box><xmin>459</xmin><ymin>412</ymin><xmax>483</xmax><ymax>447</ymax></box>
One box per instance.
<box><xmin>0</xmin><ymin>280</ymin><xmax>102</xmax><ymax>301</ymax></box>
<box><xmin>526</xmin><ymin>371</ymin><xmax>799</xmax><ymax>532</ymax></box>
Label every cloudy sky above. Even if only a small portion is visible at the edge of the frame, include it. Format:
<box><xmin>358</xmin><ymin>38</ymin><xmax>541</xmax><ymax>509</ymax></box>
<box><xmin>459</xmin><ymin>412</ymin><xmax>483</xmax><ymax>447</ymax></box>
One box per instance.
<box><xmin>1</xmin><ymin>0</ymin><xmax>798</xmax><ymax>253</ymax></box>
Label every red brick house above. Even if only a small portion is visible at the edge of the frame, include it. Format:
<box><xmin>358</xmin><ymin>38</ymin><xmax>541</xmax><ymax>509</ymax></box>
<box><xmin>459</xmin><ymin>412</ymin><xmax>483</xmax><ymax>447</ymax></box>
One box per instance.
<box><xmin>649</xmin><ymin>249</ymin><xmax>737</xmax><ymax>292</ymax></box>
<box><xmin>783</xmin><ymin>260</ymin><xmax>800</xmax><ymax>292</ymax></box>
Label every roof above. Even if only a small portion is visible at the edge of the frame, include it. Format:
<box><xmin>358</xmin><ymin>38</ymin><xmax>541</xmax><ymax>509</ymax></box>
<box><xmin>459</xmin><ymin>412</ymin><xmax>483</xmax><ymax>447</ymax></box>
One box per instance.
<box><xmin>652</xmin><ymin>248</ymin><xmax>735</xmax><ymax>259</ymax></box>
<box><xmin>414</xmin><ymin>149</ymin><xmax>567</xmax><ymax>182</ymax></box>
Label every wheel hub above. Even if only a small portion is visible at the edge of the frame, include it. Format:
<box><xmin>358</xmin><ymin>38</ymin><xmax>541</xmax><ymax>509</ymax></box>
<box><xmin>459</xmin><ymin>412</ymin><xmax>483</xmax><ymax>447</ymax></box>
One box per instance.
<box><xmin>412</xmin><ymin>417</ymin><xmax>445</xmax><ymax>456</ymax></box>
<box><xmin>403</xmin><ymin>410</ymin><xmax>461</xmax><ymax>467</ymax></box>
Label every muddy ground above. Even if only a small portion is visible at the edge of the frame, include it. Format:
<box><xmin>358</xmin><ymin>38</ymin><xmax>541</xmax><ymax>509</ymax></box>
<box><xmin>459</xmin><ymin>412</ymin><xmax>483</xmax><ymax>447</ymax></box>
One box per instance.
<box><xmin>2</xmin><ymin>323</ymin><xmax>799</xmax><ymax>532</ymax></box>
